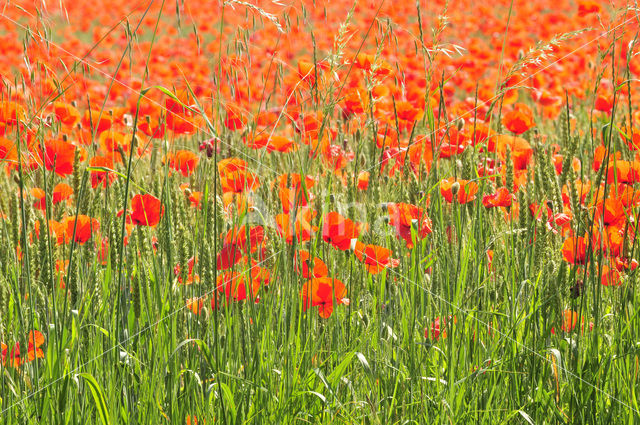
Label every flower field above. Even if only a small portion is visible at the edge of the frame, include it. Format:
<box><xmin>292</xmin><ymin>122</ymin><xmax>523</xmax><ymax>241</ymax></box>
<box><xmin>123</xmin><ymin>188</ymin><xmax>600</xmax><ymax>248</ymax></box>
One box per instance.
<box><xmin>1</xmin><ymin>0</ymin><xmax>640</xmax><ymax>423</ymax></box>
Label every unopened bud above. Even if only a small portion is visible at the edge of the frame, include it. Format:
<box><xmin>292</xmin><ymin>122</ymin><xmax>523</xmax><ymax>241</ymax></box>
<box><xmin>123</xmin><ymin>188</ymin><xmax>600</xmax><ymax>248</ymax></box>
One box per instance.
<box><xmin>450</xmin><ymin>181</ymin><xmax>460</xmax><ymax>195</ymax></box>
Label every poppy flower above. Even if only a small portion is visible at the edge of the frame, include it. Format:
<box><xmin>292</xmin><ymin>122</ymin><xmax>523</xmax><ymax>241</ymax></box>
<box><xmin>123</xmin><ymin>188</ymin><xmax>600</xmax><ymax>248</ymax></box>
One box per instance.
<box><xmin>502</xmin><ymin>103</ymin><xmax>535</xmax><ymax>134</ymax></box>
<box><xmin>32</xmin><ymin>183</ymin><xmax>73</xmax><ymax>210</ymax></box>
<box><xmin>279</xmin><ymin>186</ymin><xmax>314</xmax><ymax>213</ymax></box>
<box><xmin>357</xmin><ymin>171</ymin><xmax>370</xmax><ymax>190</ymax></box>
<box><xmin>89</xmin><ymin>156</ymin><xmax>116</xmax><ymax>189</ymax></box>
<box><xmin>353</xmin><ymin>241</ymin><xmax>400</xmax><ymax>274</ymax></box>
<box><xmin>138</xmin><ymin>116</ymin><xmax>166</xmax><ymax>139</ymax></box>
<box><xmin>275</xmin><ymin>207</ymin><xmax>318</xmax><ymax>244</ymax></box>
<box><xmin>385</xmin><ymin>202</ymin><xmax>433</xmax><ymax>248</ymax></box>
<box><xmin>167</xmin><ymin>150</ymin><xmax>199</xmax><ymax>177</ymax></box>
<box><xmin>62</xmin><ymin>215</ymin><xmax>100</xmax><ymax>245</ymax></box>
<box><xmin>218</xmin><ymin>158</ymin><xmax>260</xmax><ymax>194</ymax></box>
<box><xmin>300</xmin><ymin>277</ymin><xmax>348</xmax><ymax>318</ymax></box>
<box><xmin>596</xmin><ymin>198</ymin><xmax>625</xmax><ymax>226</ymax></box>
<box><xmin>488</xmin><ymin>135</ymin><xmax>533</xmax><ymax>170</ymax></box>
<box><xmin>216</xmin><ymin>243</ymin><xmax>243</xmax><ymax>270</ymax></box>
<box><xmin>42</xmin><ymin>139</ymin><xmax>76</xmax><ymax>177</ymax></box>
<box><xmin>216</xmin><ymin>271</ymin><xmax>260</xmax><ymax>302</ymax></box>
<box><xmin>482</xmin><ymin>187</ymin><xmax>513</xmax><ymax>208</ymax></box>
<box><xmin>1</xmin><ymin>330</ymin><xmax>45</xmax><ymax>367</ymax></box>
<box><xmin>561</xmin><ymin>236</ymin><xmax>589</xmax><ymax>264</ymax></box>
<box><xmin>577</xmin><ymin>0</ymin><xmax>601</xmax><ymax>17</ymax></box>
<box><xmin>0</xmin><ymin>137</ymin><xmax>18</xmax><ymax>167</ymax></box>
<box><xmin>129</xmin><ymin>194</ymin><xmax>164</xmax><ymax>226</ymax></box>
<box><xmin>174</xmin><ymin>256</ymin><xmax>199</xmax><ymax>284</ymax></box>
<box><xmin>224</xmin><ymin>225</ymin><xmax>266</xmax><ymax>255</ymax></box>
<box><xmin>322</xmin><ymin>212</ymin><xmax>361</xmax><ymax>250</ymax></box>
<box><xmin>83</xmin><ymin>109</ymin><xmax>113</xmax><ymax>132</ymax></box>
<box><xmin>0</xmin><ymin>101</ymin><xmax>25</xmax><ymax>125</ymax></box>
<box><xmin>440</xmin><ymin>178</ymin><xmax>479</xmax><ymax>204</ymax></box>
<box><xmin>295</xmin><ymin>250</ymin><xmax>329</xmax><ymax>278</ymax></box>
<box><xmin>425</xmin><ymin>316</ymin><xmax>457</xmax><ymax>341</ymax></box>
<box><xmin>224</xmin><ymin>104</ymin><xmax>247</xmax><ymax>130</ymax></box>
<box><xmin>53</xmin><ymin>102</ymin><xmax>81</xmax><ymax>127</ymax></box>
<box><xmin>186</xmin><ymin>297</ymin><xmax>206</xmax><ymax>315</ymax></box>
<box><xmin>601</xmin><ymin>264</ymin><xmax>623</xmax><ymax>286</ymax></box>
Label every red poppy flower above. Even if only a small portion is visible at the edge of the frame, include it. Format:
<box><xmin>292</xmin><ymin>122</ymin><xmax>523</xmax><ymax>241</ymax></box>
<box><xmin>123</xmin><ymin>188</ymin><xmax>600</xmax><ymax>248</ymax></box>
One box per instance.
<box><xmin>218</xmin><ymin>158</ymin><xmax>260</xmax><ymax>194</ymax></box>
<box><xmin>425</xmin><ymin>316</ymin><xmax>457</xmax><ymax>341</ymax></box>
<box><xmin>129</xmin><ymin>194</ymin><xmax>164</xmax><ymax>226</ymax></box>
<box><xmin>42</xmin><ymin>139</ymin><xmax>76</xmax><ymax>177</ymax></box>
<box><xmin>275</xmin><ymin>207</ymin><xmax>318</xmax><ymax>244</ymax></box>
<box><xmin>62</xmin><ymin>215</ymin><xmax>100</xmax><ymax>245</ymax></box>
<box><xmin>32</xmin><ymin>183</ymin><xmax>74</xmax><ymax>210</ymax></box>
<box><xmin>224</xmin><ymin>225</ymin><xmax>265</xmax><ymax>255</ymax></box>
<box><xmin>322</xmin><ymin>212</ymin><xmax>361</xmax><ymax>251</ymax></box>
<box><xmin>53</xmin><ymin>102</ymin><xmax>81</xmax><ymax>127</ymax></box>
<box><xmin>502</xmin><ymin>103</ymin><xmax>535</xmax><ymax>134</ymax></box>
<box><xmin>300</xmin><ymin>277</ymin><xmax>347</xmax><ymax>318</ymax></box>
<box><xmin>353</xmin><ymin>241</ymin><xmax>400</xmax><ymax>274</ymax></box>
<box><xmin>561</xmin><ymin>236</ymin><xmax>589</xmax><ymax>264</ymax></box>
<box><xmin>440</xmin><ymin>178</ymin><xmax>479</xmax><ymax>204</ymax></box>
<box><xmin>216</xmin><ymin>271</ymin><xmax>260</xmax><ymax>302</ymax></box>
<box><xmin>1</xmin><ymin>330</ymin><xmax>45</xmax><ymax>368</ymax></box>
<box><xmin>168</xmin><ymin>150</ymin><xmax>199</xmax><ymax>177</ymax></box>
<box><xmin>89</xmin><ymin>156</ymin><xmax>116</xmax><ymax>189</ymax></box>
<box><xmin>295</xmin><ymin>250</ymin><xmax>329</xmax><ymax>278</ymax></box>
<box><xmin>482</xmin><ymin>187</ymin><xmax>514</xmax><ymax>208</ymax></box>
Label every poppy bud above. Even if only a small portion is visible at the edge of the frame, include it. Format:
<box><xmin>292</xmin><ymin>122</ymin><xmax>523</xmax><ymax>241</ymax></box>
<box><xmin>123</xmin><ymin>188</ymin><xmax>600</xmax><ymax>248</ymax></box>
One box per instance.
<box><xmin>450</xmin><ymin>181</ymin><xmax>460</xmax><ymax>196</ymax></box>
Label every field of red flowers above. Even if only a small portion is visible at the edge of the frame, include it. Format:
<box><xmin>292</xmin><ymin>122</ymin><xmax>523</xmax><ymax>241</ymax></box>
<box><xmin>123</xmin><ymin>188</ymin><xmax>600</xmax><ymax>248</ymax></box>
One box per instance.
<box><xmin>0</xmin><ymin>0</ymin><xmax>639</xmax><ymax>423</ymax></box>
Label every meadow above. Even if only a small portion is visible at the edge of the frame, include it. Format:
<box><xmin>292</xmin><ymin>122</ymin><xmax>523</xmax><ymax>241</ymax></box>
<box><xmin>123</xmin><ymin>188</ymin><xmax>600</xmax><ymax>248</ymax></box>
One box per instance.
<box><xmin>0</xmin><ymin>0</ymin><xmax>639</xmax><ymax>423</ymax></box>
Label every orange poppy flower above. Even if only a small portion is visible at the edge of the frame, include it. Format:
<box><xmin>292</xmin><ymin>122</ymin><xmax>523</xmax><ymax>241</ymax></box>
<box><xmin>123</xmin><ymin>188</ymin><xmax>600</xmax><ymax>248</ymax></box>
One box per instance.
<box><xmin>83</xmin><ymin>109</ymin><xmax>113</xmax><ymax>132</ymax></box>
<box><xmin>216</xmin><ymin>271</ymin><xmax>259</xmax><ymax>302</ymax></box>
<box><xmin>0</xmin><ymin>101</ymin><xmax>25</xmax><ymax>125</ymax></box>
<box><xmin>168</xmin><ymin>150</ymin><xmax>199</xmax><ymax>177</ymax></box>
<box><xmin>89</xmin><ymin>156</ymin><xmax>116</xmax><ymax>189</ymax></box>
<box><xmin>322</xmin><ymin>212</ymin><xmax>361</xmax><ymax>251</ymax></box>
<box><xmin>295</xmin><ymin>250</ymin><xmax>329</xmax><ymax>278</ymax></box>
<box><xmin>218</xmin><ymin>158</ymin><xmax>260</xmax><ymax>194</ymax></box>
<box><xmin>440</xmin><ymin>178</ymin><xmax>479</xmax><ymax>204</ymax></box>
<box><xmin>1</xmin><ymin>330</ymin><xmax>45</xmax><ymax>367</ymax></box>
<box><xmin>488</xmin><ymin>135</ymin><xmax>533</xmax><ymax>170</ymax></box>
<box><xmin>561</xmin><ymin>235</ymin><xmax>589</xmax><ymax>265</ymax></box>
<box><xmin>353</xmin><ymin>241</ymin><xmax>400</xmax><ymax>274</ymax></box>
<box><xmin>502</xmin><ymin>103</ymin><xmax>535</xmax><ymax>134</ymax></box>
<box><xmin>275</xmin><ymin>207</ymin><xmax>318</xmax><ymax>244</ymax></box>
<box><xmin>32</xmin><ymin>183</ymin><xmax>73</xmax><ymax>210</ymax></box>
<box><xmin>357</xmin><ymin>171</ymin><xmax>370</xmax><ymax>190</ymax></box>
<box><xmin>224</xmin><ymin>225</ymin><xmax>266</xmax><ymax>255</ymax></box>
<box><xmin>53</xmin><ymin>101</ymin><xmax>81</xmax><ymax>127</ymax></box>
<box><xmin>300</xmin><ymin>277</ymin><xmax>347</xmax><ymax>318</ymax></box>
<box><xmin>0</xmin><ymin>137</ymin><xmax>17</xmax><ymax>167</ymax></box>
<box><xmin>385</xmin><ymin>202</ymin><xmax>432</xmax><ymax>248</ymax></box>
<box><xmin>42</xmin><ymin>139</ymin><xmax>76</xmax><ymax>177</ymax></box>
<box><xmin>186</xmin><ymin>297</ymin><xmax>206</xmax><ymax>315</ymax></box>
<box><xmin>62</xmin><ymin>215</ymin><xmax>100</xmax><ymax>245</ymax></box>
<box><xmin>482</xmin><ymin>187</ymin><xmax>513</xmax><ymax>208</ymax></box>
<box><xmin>129</xmin><ymin>194</ymin><xmax>164</xmax><ymax>226</ymax></box>
<box><xmin>601</xmin><ymin>264</ymin><xmax>622</xmax><ymax>286</ymax></box>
